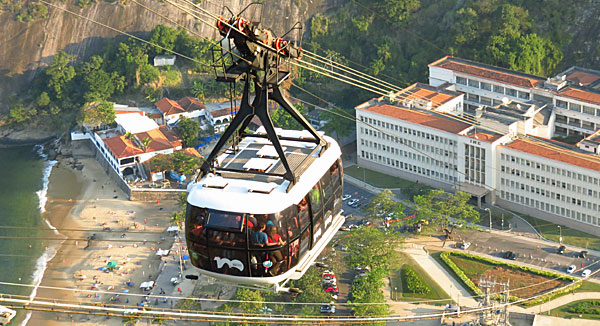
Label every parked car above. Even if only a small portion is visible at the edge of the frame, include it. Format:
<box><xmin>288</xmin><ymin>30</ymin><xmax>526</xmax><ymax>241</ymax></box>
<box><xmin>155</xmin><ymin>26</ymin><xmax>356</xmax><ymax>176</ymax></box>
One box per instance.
<box><xmin>347</xmin><ymin>199</ymin><xmax>358</xmax><ymax>206</ymax></box>
<box><xmin>567</xmin><ymin>265</ymin><xmax>576</xmax><ymax>274</ymax></box>
<box><xmin>579</xmin><ymin>250</ymin><xmax>588</xmax><ymax>258</ymax></box>
<box><xmin>582</xmin><ymin>269</ymin><xmax>592</xmax><ymax>278</ymax></box>
<box><xmin>342</xmin><ymin>194</ymin><xmax>351</xmax><ymax>201</ymax></box>
<box><xmin>557</xmin><ymin>245</ymin><xmax>566</xmax><ymax>254</ymax></box>
<box><xmin>339</xmin><ymin>226</ymin><xmax>350</xmax><ymax>232</ymax></box>
<box><xmin>459</xmin><ymin>242</ymin><xmax>471</xmax><ymax>250</ymax></box>
<box><xmin>351</xmin><ymin>200</ymin><xmax>360</xmax><ymax>208</ymax></box>
<box><xmin>450</xmin><ymin>222</ymin><xmax>463</xmax><ymax>228</ymax></box>
<box><xmin>320</xmin><ymin>304</ymin><xmax>335</xmax><ymax>314</ymax></box>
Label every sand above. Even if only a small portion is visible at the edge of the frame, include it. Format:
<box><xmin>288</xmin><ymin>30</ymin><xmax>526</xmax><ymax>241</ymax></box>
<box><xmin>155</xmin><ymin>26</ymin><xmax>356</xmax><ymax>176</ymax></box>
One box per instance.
<box><xmin>26</xmin><ymin>157</ymin><xmax>179</xmax><ymax>325</ymax></box>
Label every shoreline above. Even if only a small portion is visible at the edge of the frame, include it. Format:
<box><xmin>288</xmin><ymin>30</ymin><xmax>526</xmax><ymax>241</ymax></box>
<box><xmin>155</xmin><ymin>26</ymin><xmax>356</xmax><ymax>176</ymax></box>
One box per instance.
<box><xmin>26</xmin><ymin>154</ymin><xmax>178</xmax><ymax>325</ymax></box>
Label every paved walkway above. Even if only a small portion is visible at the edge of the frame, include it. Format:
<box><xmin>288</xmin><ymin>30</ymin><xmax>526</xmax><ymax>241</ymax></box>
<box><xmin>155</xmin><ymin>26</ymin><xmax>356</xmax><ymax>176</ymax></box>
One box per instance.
<box><xmin>403</xmin><ymin>244</ymin><xmax>479</xmax><ymax>308</ymax></box>
<box><xmin>523</xmin><ymin>292</ymin><xmax>600</xmax><ymax>314</ymax></box>
<box><xmin>535</xmin><ymin>314</ymin><xmax>600</xmax><ymax>326</ymax></box>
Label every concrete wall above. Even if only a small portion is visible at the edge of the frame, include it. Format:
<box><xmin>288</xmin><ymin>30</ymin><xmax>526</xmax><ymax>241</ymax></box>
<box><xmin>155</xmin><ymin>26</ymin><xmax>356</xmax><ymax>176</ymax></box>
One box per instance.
<box><xmin>129</xmin><ymin>188</ymin><xmax>185</xmax><ymax>201</ymax></box>
<box><xmin>497</xmin><ymin>198</ymin><xmax>600</xmax><ymax>237</ymax></box>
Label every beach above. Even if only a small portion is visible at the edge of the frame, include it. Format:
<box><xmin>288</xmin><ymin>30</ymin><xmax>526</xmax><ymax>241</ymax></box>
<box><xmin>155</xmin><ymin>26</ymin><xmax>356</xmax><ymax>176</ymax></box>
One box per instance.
<box><xmin>25</xmin><ymin>156</ymin><xmax>179</xmax><ymax>326</ymax></box>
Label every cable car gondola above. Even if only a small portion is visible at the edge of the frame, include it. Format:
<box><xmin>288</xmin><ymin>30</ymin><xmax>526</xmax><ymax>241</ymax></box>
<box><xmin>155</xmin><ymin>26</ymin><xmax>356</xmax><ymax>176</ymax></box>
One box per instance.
<box><xmin>185</xmin><ymin>128</ymin><xmax>344</xmax><ymax>289</ymax></box>
<box><xmin>185</xmin><ymin>9</ymin><xmax>344</xmax><ymax>291</ymax></box>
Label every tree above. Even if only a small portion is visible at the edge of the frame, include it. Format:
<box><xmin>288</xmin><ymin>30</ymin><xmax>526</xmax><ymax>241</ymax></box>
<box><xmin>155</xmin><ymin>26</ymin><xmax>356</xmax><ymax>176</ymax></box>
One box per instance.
<box><xmin>148</xmin><ymin>154</ymin><xmax>174</xmax><ymax>173</ymax></box>
<box><xmin>191</xmin><ymin>81</ymin><xmax>206</xmax><ymax>101</ymax></box>
<box><xmin>364</xmin><ymin>189</ymin><xmax>405</xmax><ymax>220</ymax></box>
<box><xmin>413</xmin><ymin>190</ymin><xmax>480</xmax><ymax>228</ymax></box>
<box><xmin>270</xmin><ymin>103</ymin><xmax>307</xmax><ymax>130</ymax></box>
<box><xmin>140</xmin><ymin>137</ymin><xmax>152</xmax><ymax>152</ymax></box>
<box><xmin>291</xmin><ymin>267</ymin><xmax>333</xmax><ymax>313</ymax></box>
<box><xmin>171</xmin><ymin>151</ymin><xmax>202</xmax><ymax>175</ymax></box>
<box><xmin>8</xmin><ymin>104</ymin><xmax>36</xmax><ymax>125</ymax></box>
<box><xmin>176</xmin><ymin>117</ymin><xmax>200</xmax><ymax>147</ymax></box>
<box><xmin>81</xmin><ymin>101</ymin><xmax>115</xmax><ymax>127</ymax></box>
<box><xmin>80</xmin><ymin>56</ymin><xmax>126</xmax><ymax>102</ymax></box>
<box><xmin>44</xmin><ymin>51</ymin><xmax>76</xmax><ymax>100</ymax></box>
<box><xmin>147</xmin><ymin>25</ymin><xmax>178</xmax><ymax>57</ymax></box>
<box><xmin>344</xmin><ymin>226</ymin><xmax>402</xmax><ymax>272</ymax></box>
<box><xmin>320</xmin><ymin>107</ymin><xmax>354</xmax><ymax>140</ymax></box>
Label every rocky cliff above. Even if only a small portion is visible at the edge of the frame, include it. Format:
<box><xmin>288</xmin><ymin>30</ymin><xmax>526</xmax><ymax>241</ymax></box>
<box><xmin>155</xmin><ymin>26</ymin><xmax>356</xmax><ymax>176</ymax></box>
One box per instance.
<box><xmin>0</xmin><ymin>0</ymin><xmax>324</xmax><ymax>108</ymax></box>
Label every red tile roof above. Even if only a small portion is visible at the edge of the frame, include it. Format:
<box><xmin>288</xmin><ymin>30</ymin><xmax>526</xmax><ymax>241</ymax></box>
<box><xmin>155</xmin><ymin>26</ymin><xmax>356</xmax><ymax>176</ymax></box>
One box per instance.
<box><xmin>102</xmin><ymin>128</ymin><xmax>182</xmax><ymax>159</ymax></box>
<box><xmin>430</xmin><ymin>56</ymin><xmax>544</xmax><ymax>89</ymax></box>
<box><xmin>565</xmin><ymin>71</ymin><xmax>600</xmax><ymax>86</ymax></box>
<box><xmin>211</xmin><ymin>107</ymin><xmax>237</xmax><ymax>118</ymax></box>
<box><xmin>183</xmin><ymin>147</ymin><xmax>203</xmax><ymax>158</ymax></box>
<box><xmin>503</xmin><ymin>138</ymin><xmax>600</xmax><ymax>172</ymax></box>
<box><xmin>358</xmin><ymin>104</ymin><xmax>470</xmax><ymax>134</ymax></box>
<box><xmin>155</xmin><ymin>98</ymin><xmax>185</xmax><ymax>116</ymax></box>
<box><xmin>398</xmin><ymin>83</ymin><xmax>457</xmax><ymax>107</ymax></box>
<box><xmin>558</xmin><ymin>87</ymin><xmax>600</xmax><ymax>105</ymax></box>
<box><xmin>115</xmin><ymin>111</ymin><xmax>144</xmax><ymax>116</ymax></box>
<box><xmin>177</xmin><ymin>96</ymin><xmax>205</xmax><ymax>112</ymax></box>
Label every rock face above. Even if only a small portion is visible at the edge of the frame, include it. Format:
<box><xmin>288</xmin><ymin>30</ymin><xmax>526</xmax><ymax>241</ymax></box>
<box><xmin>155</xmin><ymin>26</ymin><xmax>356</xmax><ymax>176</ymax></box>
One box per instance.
<box><xmin>0</xmin><ymin>0</ymin><xmax>308</xmax><ymax>107</ymax></box>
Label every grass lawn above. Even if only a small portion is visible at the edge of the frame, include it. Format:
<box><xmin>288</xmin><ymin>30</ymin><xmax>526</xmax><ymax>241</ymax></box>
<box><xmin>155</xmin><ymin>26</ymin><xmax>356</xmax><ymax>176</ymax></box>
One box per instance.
<box><xmin>390</xmin><ymin>252</ymin><xmax>450</xmax><ymax>303</ymax></box>
<box><xmin>344</xmin><ymin>166</ymin><xmax>431</xmax><ymax>193</ymax></box>
<box><xmin>578</xmin><ymin>281</ymin><xmax>600</xmax><ymax>292</ymax></box>
<box><xmin>519</xmin><ymin>214</ymin><xmax>600</xmax><ymax>251</ymax></box>
<box><xmin>446</xmin><ymin>253</ymin><xmax>568</xmax><ymax>299</ymax></box>
<box><xmin>549</xmin><ymin>299</ymin><xmax>600</xmax><ymax>321</ymax></box>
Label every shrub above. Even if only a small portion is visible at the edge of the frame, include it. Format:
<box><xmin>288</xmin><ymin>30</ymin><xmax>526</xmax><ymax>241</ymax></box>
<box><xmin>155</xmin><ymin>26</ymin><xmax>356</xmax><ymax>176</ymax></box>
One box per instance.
<box><xmin>440</xmin><ymin>252</ymin><xmax>483</xmax><ymax>296</ymax></box>
<box><xmin>401</xmin><ymin>265</ymin><xmax>430</xmax><ymax>294</ymax></box>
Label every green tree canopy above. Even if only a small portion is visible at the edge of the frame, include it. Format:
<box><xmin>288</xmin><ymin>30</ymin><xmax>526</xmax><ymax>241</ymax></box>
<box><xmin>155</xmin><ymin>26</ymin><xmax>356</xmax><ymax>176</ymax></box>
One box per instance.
<box><xmin>80</xmin><ymin>101</ymin><xmax>115</xmax><ymax>127</ymax></box>
<box><xmin>270</xmin><ymin>103</ymin><xmax>307</xmax><ymax>130</ymax></box>
<box><xmin>413</xmin><ymin>190</ymin><xmax>480</xmax><ymax>227</ymax></box>
<box><xmin>44</xmin><ymin>51</ymin><xmax>76</xmax><ymax>100</ymax></box>
<box><xmin>176</xmin><ymin>117</ymin><xmax>200</xmax><ymax>147</ymax></box>
<box><xmin>171</xmin><ymin>151</ymin><xmax>202</xmax><ymax>175</ymax></box>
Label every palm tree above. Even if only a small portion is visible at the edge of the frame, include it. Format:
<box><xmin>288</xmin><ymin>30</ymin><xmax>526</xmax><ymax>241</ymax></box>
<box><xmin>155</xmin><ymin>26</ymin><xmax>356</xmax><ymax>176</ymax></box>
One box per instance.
<box><xmin>140</xmin><ymin>137</ymin><xmax>152</xmax><ymax>152</ymax></box>
<box><xmin>124</xmin><ymin>132</ymin><xmax>134</xmax><ymax>141</ymax></box>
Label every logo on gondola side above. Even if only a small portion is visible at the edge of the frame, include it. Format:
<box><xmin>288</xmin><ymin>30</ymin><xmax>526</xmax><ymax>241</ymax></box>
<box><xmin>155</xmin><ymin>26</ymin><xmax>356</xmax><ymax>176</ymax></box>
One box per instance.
<box><xmin>214</xmin><ymin>257</ymin><xmax>245</xmax><ymax>271</ymax></box>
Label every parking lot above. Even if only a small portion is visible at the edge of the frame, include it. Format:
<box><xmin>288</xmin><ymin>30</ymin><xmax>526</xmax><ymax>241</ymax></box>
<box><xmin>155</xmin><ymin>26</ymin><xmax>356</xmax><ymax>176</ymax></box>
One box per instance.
<box><xmin>454</xmin><ymin>229</ymin><xmax>600</xmax><ymax>278</ymax></box>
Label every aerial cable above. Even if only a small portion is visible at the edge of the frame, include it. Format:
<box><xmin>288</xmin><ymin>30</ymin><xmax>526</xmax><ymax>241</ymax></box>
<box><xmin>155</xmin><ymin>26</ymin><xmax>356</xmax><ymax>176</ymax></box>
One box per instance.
<box><xmin>301</xmin><ymin>50</ymin><xmax>403</xmax><ymax>92</ymax></box>
<box><xmin>293</xmin><ymin>59</ymin><xmax>396</xmax><ymax>96</ymax></box>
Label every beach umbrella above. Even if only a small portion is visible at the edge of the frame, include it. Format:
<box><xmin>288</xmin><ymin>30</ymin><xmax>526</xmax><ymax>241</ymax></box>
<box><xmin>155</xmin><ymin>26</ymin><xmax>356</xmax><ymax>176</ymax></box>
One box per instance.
<box><xmin>182</xmin><ymin>255</ymin><xmax>190</xmax><ymax>261</ymax></box>
<box><xmin>107</xmin><ymin>261</ymin><xmax>118</xmax><ymax>269</ymax></box>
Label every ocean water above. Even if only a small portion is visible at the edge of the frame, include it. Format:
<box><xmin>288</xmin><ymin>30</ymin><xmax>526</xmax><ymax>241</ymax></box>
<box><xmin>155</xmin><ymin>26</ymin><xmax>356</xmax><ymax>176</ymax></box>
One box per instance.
<box><xmin>0</xmin><ymin>145</ymin><xmax>57</xmax><ymax>324</ymax></box>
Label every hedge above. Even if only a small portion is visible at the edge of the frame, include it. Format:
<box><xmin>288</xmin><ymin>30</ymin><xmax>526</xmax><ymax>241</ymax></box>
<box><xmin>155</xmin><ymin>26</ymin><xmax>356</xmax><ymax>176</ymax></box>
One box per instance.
<box><xmin>401</xmin><ymin>265</ymin><xmax>431</xmax><ymax>294</ymax></box>
<box><xmin>440</xmin><ymin>251</ymin><xmax>581</xmax><ymax>306</ymax></box>
<box><xmin>569</xmin><ymin>300</ymin><xmax>600</xmax><ymax>314</ymax></box>
<box><xmin>440</xmin><ymin>251</ymin><xmax>483</xmax><ymax>296</ymax></box>
<box><xmin>447</xmin><ymin>251</ymin><xmax>578</xmax><ymax>282</ymax></box>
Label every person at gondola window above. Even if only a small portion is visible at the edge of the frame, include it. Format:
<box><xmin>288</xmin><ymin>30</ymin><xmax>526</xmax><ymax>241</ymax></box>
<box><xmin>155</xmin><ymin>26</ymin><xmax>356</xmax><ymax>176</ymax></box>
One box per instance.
<box><xmin>251</xmin><ymin>223</ymin><xmax>268</xmax><ymax>247</ymax></box>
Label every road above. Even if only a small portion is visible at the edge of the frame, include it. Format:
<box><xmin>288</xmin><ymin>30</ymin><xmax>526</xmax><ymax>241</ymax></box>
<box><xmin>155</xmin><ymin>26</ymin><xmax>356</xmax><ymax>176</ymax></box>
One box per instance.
<box><xmin>454</xmin><ymin>229</ymin><xmax>600</xmax><ymax>279</ymax></box>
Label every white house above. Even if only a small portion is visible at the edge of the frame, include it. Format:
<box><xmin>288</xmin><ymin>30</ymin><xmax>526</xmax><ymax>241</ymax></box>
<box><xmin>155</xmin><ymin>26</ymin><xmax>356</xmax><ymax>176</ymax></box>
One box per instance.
<box><xmin>153</xmin><ymin>55</ymin><xmax>176</xmax><ymax>66</ymax></box>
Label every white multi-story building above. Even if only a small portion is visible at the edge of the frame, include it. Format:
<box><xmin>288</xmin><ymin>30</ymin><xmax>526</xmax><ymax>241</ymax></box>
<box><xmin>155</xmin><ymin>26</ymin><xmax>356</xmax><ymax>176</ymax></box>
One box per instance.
<box><xmin>429</xmin><ymin>56</ymin><xmax>600</xmax><ymax>137</ymax></box>
<box><xmin>355</xmin><ymin>81</ymin><xmax>600</xmax><ymax>235</ymax></box>
<box><xmin>356</xmin><ymin>83</ymin><xmax>502</xmax><ymax>206</ymax></box>
<box><xmin>497</xmin><ymin>137</ymin><xmax>600</xmax><ymax>233</ymax></box>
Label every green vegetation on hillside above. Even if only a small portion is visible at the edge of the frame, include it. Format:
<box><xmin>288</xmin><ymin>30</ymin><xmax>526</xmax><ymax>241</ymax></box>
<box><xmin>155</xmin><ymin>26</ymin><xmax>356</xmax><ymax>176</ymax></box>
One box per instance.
<box><xmin>293</xmin><ymin>0</ymin><xmax>576</xmax><ymax>115</ymax></box>
<box><xmin>3</xmin><ymin>24</ymin><xmax>216</xmax><ymax>131</ymax></box>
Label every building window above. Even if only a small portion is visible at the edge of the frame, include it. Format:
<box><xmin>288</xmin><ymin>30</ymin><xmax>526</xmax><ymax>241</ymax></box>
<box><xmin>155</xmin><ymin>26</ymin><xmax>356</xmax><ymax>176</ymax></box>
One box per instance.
<box><xmin>518</xmin><ymin>91</ymin><xmax>530</xmax><ymax>100</ymax></box>
<box><xmin>480</xmin><ymin>96</ymin><xmax>492</xmax><ymax>106</ymax></box>
<box><xmin>493</xmin><ymin>85</ymin><xmax>504</xmax><ymax>94</ymax></box>
<box><xmin>556</xmin><ymin>100</ymin><xmax>568</xmax><ymax>109</ymax></box>
<box><xmin>583</xmin><ymin>106</ymin><xmax>595</xmax><ymax>115</ymax></box>
<box><xmin>506</xmin><ymin>88</ymin><xmax>517</xmax><ymax>97</ymax></box>
<box><xmin>569</xmin><ymin>103</ymin><xmax>582</xmax><ymax>112</ymax></box>
<box><xmin>480</xmin><ymin>82</ymin><xmax>491</xmax><ymax>91</ymax></box>
<box><xmin>468</xmin><ymin>79</ymin><xmax>479</xmax><ymax>88</ymax></box>
<box><xmin>456</xmin><ymin>76</ymin><xmax>467</xmax><ymax>85</ymax></box>
<box><xmin>467</xmin><ymin>93</ymin><xmax>479</xmax><ymax>102</ymax></box>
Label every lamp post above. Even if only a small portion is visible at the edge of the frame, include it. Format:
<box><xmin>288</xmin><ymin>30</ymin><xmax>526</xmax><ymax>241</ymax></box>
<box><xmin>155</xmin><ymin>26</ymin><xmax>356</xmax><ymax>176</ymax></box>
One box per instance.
<box><xmin>484</xmin><ymin>208</ymin><xmax>492</xmax><ymax>232</ymax></box>
<box><xmin>558</xmin><ymin>225</ymin><xmax>562</xmax><ymax>244</ymax></box>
